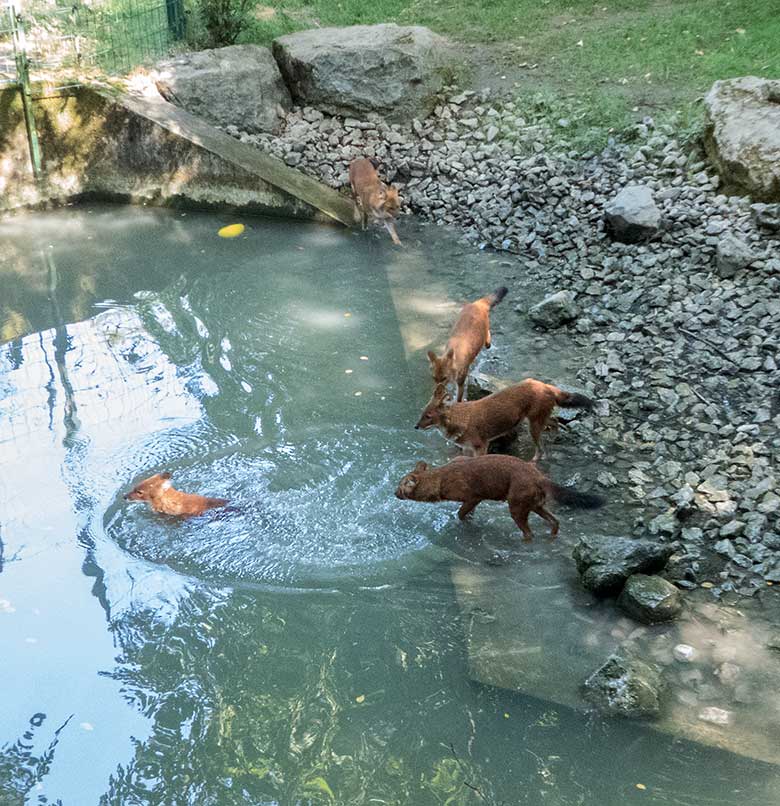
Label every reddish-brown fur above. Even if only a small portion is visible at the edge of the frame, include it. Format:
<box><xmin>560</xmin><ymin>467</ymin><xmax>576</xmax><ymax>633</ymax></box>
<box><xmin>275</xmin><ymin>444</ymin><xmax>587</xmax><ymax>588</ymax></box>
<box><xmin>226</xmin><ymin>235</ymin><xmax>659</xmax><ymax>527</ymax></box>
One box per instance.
<box><xmin>395</xmin><ymin>455</ymin><xmax>603</xmax><ymax>541</ymax></box>
<box><xmin>415</xmin><ymin>378</ymin><xmax>593</xmax><ymax>461</ymax></box>
<box><xmin>427</xmin><ymin>287</ymin><xmax>508</xmax><ymax>401</ymax></box>
<box><xmin>348</xmin><ymin>157</ymin><xmax>402</xmax><ymax>246</ymax></box>
<box><xmin>124</xmin><ymin>472</ymin><xmax>228</xmax><ymax>517</ymax></box>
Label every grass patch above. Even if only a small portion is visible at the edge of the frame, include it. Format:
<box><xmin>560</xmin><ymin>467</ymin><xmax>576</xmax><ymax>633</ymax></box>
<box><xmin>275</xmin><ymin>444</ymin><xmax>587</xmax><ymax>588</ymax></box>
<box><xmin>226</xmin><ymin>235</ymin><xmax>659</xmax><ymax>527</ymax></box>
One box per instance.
<box><xmin>231</xmin><ymin>0</ymin><xmax>778</xmax><ymax>146</ymax></box>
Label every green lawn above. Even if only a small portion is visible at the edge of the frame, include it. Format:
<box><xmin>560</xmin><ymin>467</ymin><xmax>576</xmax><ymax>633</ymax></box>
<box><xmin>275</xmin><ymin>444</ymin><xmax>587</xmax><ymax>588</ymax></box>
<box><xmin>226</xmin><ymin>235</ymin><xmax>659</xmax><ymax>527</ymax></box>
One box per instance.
<box><xmin>238</xmin><ymin>0</ymin><xmax>779</xmax><ymax>144</ymax></box>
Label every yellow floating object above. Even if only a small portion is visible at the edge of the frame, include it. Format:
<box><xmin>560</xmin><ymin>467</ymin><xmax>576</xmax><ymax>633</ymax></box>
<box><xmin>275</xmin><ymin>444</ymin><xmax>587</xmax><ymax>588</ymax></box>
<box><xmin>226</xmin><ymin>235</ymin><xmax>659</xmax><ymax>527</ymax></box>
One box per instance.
<box><xmin>355</xmin><ymin>694</ymin><xmax>365</xmax><ymax>703</ymax></box>
<box><xmin>218</xmin><ymin>223</ymin><xmax>245</xmax><ymax>238</ymax></box>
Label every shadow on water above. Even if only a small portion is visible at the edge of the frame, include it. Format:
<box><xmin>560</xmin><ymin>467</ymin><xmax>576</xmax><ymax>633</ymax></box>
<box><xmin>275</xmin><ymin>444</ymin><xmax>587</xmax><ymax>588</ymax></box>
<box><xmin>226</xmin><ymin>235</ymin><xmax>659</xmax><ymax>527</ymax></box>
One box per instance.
<box><xmin>0</xmin><ymin>206</ymin><xmax>778</xmax><ymax>805</ymax></box>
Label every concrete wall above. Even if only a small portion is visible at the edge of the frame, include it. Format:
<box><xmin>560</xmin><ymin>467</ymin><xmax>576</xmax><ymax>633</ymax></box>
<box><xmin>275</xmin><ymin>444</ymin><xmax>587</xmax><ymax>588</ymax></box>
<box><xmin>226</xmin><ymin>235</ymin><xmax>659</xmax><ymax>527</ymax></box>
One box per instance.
<box><xmin>0</xmin><ymin>83</ymin><xmax>355</xmax><ymax>224</ymax></box>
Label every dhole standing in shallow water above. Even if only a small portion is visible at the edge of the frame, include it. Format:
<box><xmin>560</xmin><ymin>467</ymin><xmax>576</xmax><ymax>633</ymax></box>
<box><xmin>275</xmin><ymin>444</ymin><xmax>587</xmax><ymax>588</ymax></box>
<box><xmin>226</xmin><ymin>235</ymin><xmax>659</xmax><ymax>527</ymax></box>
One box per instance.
<box><xmin>124</xmin><ymin>472</ymin><xmax>228</xmax><ymax>517</ymax></box>
<box><xmin>416</xmin><ymin>378</ymin><xmax>594</xmax><ymax>461</ymax></box>
<box><xmin>348</xmin><ymin>157</ymin><xmax>403</xmax><ymax>246</ymax></box>
<box><xmin>395</xmin><ymin>455</ymin><xmax>604</xmax><ymax>541</ymax></box>
<box><xmin>428</xmin><ymin>286</ymin><xmax>508</xmax><ymax>402</ymax></box>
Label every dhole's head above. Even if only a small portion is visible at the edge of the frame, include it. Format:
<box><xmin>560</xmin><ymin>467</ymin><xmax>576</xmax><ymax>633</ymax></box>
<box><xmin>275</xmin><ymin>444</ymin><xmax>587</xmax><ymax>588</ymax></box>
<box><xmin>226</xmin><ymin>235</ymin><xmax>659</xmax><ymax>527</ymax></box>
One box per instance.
<box><xmin>383</xmin><ymin>186</ymin><xmax>401</xmax><ymax>217</ymax></box>
<box><xmin>124</xmin><ymin>472</ymin><xmax>172</xmax><ymax>502</ymax></box>
<box><xmin>415</xmin><ymin>384</ymin><xmax>450</xmax><ymax>430</ymax></box>
<box><xmin>395</xmin><ymin>461</ymin><xmax>429</xmax><ymax>500</ymax></box>
<box><xmin>427</xmin><ymin>348</ymin><xmax>454</xmax><ymax>385</ymax></box>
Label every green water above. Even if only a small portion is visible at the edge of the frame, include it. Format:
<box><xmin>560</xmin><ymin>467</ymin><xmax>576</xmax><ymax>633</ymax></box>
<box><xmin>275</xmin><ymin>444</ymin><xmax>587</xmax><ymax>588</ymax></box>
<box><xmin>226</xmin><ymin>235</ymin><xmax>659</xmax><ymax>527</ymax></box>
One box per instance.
<box><xmin>1</xmin><ymin>206</ymin><xmax>777</xmax><ymax>805</ymax></box>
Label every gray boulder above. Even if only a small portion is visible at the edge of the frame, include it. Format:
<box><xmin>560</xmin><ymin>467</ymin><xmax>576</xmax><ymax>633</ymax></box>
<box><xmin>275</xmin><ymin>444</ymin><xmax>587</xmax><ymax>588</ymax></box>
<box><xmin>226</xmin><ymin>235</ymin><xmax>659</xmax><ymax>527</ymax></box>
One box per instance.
<box><xmin>704</xmin><ymin>77</ymin><xmax>780</xmax><ymax>201</ymax></box>
<box><xmin>156</xmin><ymin>45</ymin><xmax>291</xmax><ymax>134</ymax></box>
<box><xmin>752</xmin><ymin>203</ymin><xmax>780</xmax><ymax>233</ymax></box>
<box><xmin>527</xmin><ymin>290</ymin><xmax>578</xmax><ymax>329</ymax></box>
<box><xmin>272</xmin><ymin>24</ymin><xmax>451</xmax><ymax>121</ymax></box>
<box><xmin>572</xmin><ymin>535</ymin><xmax>673</xmax><ymax>596</ymax></box>
<box><xmin>604</xmin><ymin>184</ymin><xmax>661</xmax><ymax>243</ymax></box>
<box><xmin>618</xmin><ymin>574</ymin><xmax>682</xmax><ymax>623</ymax></box>
<box><xmin>715</xmin><ymin>233</ymin><xmax>754</xmax><ymax>277</ymax></box>
<box><xmin>583</xmin><ymin>653</ymin><xmax>664</xmax><ymax>718</ymax></box>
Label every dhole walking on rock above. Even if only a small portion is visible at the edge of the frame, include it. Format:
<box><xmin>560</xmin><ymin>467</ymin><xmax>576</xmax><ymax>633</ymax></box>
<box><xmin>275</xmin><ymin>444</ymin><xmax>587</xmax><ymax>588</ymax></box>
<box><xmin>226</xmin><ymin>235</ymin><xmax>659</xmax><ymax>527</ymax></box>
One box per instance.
<box><xmin>348</xmin><ymin>157</ymin><xmax>403</xmax><ymax>245</ymax></box>
<box><xmin>124</xmin><ymin>472</ymin><xmax>228</xmax><ymax>517</ymax></box>
<box><xmin>427</xmin><ymin>286</ymin><xmax>508</xmax><ymax>402</ymax></box>
<box><xmin>395</xmin><ymin>455</ymin><xmax>604</xmax><ymax>542</ymax></box>
<box><xmin>416</xmin><ymin>378</ymin><xmax>594</xmax><ymax>461</ymax></box>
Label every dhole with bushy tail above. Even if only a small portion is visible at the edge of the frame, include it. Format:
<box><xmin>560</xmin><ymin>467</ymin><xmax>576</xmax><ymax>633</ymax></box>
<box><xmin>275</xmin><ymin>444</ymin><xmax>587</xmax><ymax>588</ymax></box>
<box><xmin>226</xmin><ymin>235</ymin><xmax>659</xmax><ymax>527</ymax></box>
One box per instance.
<box><xmin>395</xmin><ymin>455</ymin><xmax>604</xmax><ymax>541</ymax></box>
<box><xmin>124</xmin><ymin>472</ymin><xmax>228</xmax><ymax>517</ymax></box>
<box><xmin>416</xmin><ymin>378</ymin><xmax>594</xmax><ymax>461</ymax></box>
<box><xmin>349</xmin><ymin>157</ymin><xmax>402</xmax><ymax>246</ymax></box>
<box><xmin>428</xmin><ymin>286</ymin><xmax>508</xmax><ymax>402</ymax></box>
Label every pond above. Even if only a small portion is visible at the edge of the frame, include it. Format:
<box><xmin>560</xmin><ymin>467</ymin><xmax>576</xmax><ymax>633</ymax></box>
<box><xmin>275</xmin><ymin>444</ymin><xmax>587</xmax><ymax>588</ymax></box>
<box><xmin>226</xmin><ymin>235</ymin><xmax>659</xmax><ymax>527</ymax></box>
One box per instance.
<box><xmin>1</xmin><ymin>205</ymin><xmax>778</xmax><ymax>805</ymax></box>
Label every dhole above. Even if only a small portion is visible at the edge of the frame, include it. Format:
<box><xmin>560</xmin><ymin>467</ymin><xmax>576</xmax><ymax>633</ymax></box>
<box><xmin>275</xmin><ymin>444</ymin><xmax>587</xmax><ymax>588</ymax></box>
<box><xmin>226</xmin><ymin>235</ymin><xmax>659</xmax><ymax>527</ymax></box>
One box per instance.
<box><xmin>415</xmin><ymin>378</ymin><xmax>594</xmax><ymax>461</ymax></box>
<box><xmin>124</xmin><ymin>472</ymin><xmax>228</xmax><ymax>517</ymax></box>
<box><xmin>349</xmin><ymin>157</ymin><xmax>402</xmax><ymax>246</ymax></box>
<box><xmin>395</xmin><ymin>455</ymin><xmax>604</xmax><ymax>541</ymax></box>
<box><xmin>427</xmin><ymin>287</ymin><xmax>508</xmax><ymax>401</ymax></box>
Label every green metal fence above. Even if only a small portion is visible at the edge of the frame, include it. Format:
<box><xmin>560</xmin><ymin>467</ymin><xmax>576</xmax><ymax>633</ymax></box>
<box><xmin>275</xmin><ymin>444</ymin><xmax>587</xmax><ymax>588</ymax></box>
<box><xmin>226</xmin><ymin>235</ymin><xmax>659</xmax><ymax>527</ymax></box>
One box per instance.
<box><xmin>1</xmin><ymin>0</ymin><xmax>187</xmax><ymax>178</ymax></box>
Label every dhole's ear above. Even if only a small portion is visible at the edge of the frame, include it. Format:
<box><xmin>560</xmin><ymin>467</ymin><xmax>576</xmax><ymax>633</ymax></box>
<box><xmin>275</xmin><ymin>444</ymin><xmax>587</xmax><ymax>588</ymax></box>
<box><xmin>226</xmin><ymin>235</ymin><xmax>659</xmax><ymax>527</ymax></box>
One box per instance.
<box><xmin>413</xmin><ymin>461</ymin><xmax>428</xmax><ymax>473</ymax></box>
<box><xmin>444</xmin><ymin>347</ymin><xmax>455</xmax><ymax>361</ymax></box>
<box><xmin>160</xmin><ymin>471</ymin><xmax>172</xmax><ymax>480</ymax></box>
<box><xmin>427</xmin><ymin>350</ymin><xmax>438</xmax><ymax>365</ymax></box>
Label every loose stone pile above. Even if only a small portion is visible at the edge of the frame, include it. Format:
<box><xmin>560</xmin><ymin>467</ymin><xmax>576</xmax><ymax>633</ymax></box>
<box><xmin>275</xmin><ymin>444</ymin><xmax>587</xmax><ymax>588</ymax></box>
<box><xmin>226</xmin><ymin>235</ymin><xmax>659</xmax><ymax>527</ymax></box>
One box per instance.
<box><xmin>228</xmin><ymin>88</ymin><xmax>779</xmax><ymax>595</ymax></box>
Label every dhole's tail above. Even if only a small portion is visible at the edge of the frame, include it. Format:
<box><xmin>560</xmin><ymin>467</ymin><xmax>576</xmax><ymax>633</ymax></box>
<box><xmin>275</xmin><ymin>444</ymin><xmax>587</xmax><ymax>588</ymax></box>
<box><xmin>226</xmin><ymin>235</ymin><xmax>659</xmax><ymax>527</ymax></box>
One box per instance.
<box><xmin>555</xmin><ymin>389</ymin><xmax>594</xmax><ymax>410</ymax></box>
<box><xmin>486</xmin><ymin>286</ymin><xmax>509</xmax><ymax>308</ymax></box>
<box><xmin>545</xmin><ymin>482</ymin><xmax>604</xmax><ymax>510</ymax></box>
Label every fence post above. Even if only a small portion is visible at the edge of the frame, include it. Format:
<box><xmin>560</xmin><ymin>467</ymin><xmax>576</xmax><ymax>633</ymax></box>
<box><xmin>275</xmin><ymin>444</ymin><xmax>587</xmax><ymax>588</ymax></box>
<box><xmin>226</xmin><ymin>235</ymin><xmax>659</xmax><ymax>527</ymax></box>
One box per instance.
<box><xmin>8</xmin><ymin>0</ymin><xmax>42</xmax><ymax>180</ymax></box>
<box><xmin>165</xmin><ymin>0</ymin><xmax>185</xmax><ymax>40</ymax></box>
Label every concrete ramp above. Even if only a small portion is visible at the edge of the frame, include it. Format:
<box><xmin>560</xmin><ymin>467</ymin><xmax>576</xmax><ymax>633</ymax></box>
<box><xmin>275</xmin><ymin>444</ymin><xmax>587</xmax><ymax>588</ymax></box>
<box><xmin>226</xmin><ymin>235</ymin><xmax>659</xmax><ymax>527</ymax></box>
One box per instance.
<box><xmin>0</xmin><ymin>82</ymin><xmax>356</xmax><ymax>224</ymax></box>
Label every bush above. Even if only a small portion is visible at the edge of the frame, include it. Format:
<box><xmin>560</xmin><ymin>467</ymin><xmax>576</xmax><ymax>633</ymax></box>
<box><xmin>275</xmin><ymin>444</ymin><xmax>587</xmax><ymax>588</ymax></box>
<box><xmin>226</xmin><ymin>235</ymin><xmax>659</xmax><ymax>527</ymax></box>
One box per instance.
<box><xmin>199</xmin><ymin>0</ymin><xmax>256</xmax><ymax>47</ymax></box>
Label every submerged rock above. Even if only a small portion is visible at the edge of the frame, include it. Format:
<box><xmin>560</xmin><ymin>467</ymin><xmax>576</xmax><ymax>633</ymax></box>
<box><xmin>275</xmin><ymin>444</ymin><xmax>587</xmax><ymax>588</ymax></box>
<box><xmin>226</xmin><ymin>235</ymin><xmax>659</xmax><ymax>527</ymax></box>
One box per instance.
<box><xmin>272</xmin><ymin>24</ymin><xmax>452</xmax><ymax>121</ymax></box>
<box><xmin>604</xmin><ymin>184</ymin><xmax>661</xmax><ymax>243</ymax></box>
<box><xmin>673</xmin><ymin>644</ymin><xmax>696</xmax><ymax>663</ymax></box>
<box><xmin>618</xmin><ymin>574</ymin><xmax>683</xmax><ymax>623</ymax></box>
<box><xmin>572</xmin><ymin>535</ymin><xmax>673</xmax><ymax>596</ymax></box>
<box><xmin>704</xmin><ymin>77</ymin><xmax>780</xmax><ymax>201</ymax></box>
<box><xmin>156</xmin><ymin>45</ymin><xmax>291</xmax><ymax>134</ymax></box>
<box><xmin>583</xmin><ymin>653</ymin><xmax>664</xmax><ymax>718</ymax></box>
<box><xmin>526</xmin><ymin>290</ymin><xmax>579</xmax><ymax>329</ymax></box>
<box><xmin>698</xmin><ymin>706</ymin><xmax>732</xmax><ymax>726</ymax></box>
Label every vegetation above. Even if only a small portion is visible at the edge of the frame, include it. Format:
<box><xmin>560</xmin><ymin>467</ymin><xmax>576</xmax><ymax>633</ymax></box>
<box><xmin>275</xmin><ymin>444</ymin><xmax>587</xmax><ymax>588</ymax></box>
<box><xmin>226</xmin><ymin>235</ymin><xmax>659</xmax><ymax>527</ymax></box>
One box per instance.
<box><xmin>218</xmin><ymin>0</ymin><xmax>779</xmax><ymax>139</ymax></box>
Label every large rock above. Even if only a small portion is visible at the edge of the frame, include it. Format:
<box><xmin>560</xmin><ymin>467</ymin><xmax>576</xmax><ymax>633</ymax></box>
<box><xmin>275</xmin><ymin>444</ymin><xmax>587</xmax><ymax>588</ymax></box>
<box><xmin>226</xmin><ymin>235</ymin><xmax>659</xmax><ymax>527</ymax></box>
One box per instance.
<box><xmin>526</xmin><ymin>290</ymin><xmax>578</xmax><ymax>329</ymax></box>
<box><xmin>715</xmin><ymin>232</ymin><xmax>754</xmax><ymax>277</ymax></box>
<box><xmin>272</xmin><ymin>24</ymin><xmax>451</xmax><ymax>121</ymax></box>
<box><xmin>155</xmin><ymin>45</ymin><xmax>291</xmax><ymax>134</ymax></box>
<box><xmin>753</xmin><ymin>203</ymin><xmax>780</xmax><ymax>233</ymax></box>
<box><xmin>704</xmin><ymin>77</ymin><xmax>780</xmax><ymax>201</ymax></box>
<box><xmin>572</xmin><ymin>535</ymin><xmax>673</xmax><ymax>596</ymax></box>
<box><xmin>604</xmin><ymin>184</ymin><xmax>661</xmax><ymax>243</ymax></box>
<box><xmin>583</xmin><ymin>653</ymin><xmax>664</xmax><ymax>718</ymax></box>
<box><xmin>618</xmin><ymin>574</ymin><xmax>683</xmax><ymax>623</ymax></box>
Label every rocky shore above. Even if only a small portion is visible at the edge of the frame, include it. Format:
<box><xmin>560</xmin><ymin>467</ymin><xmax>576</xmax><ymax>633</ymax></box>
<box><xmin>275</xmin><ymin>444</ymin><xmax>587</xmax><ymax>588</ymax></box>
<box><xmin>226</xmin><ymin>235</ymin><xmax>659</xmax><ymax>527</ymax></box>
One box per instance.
<box><xmin>226</xmin><ymin>89</ymin><xmax>780</xmax><ymax>597</ymax></box>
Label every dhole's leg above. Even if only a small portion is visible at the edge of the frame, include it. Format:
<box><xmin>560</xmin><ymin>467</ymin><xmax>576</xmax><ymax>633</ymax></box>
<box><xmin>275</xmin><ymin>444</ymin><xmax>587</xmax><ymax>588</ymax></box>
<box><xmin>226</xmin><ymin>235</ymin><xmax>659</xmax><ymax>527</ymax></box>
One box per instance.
<box><xmin>485</xmin><ymin>329</ymin><xmax>491</xmax><ymax>349</ymax></box>
<box><xmin>458</xmin><ymin>499</ymin><xmax>480</xmax><ymax>520</ymax></box>
<box><xmin>470</xmin><ymin>441</ymin><xmax>488</xmax><ymax>457</ymax></box>
<box><xmin>384</xmin><ymin>219</ymin><xmax>403</xmax><ymax>246</ymax></box>
<box><xmin>529</xmin><ymin>416</ymin><xmax>546</xmax><ymax>462</ymax></box>
<box><xmin>456</xmin><ymin>375</ymin><xmax>467</xmax><ymax>402</ymax></box>
<box><xmin>508</xmin><ymin>501</ymin><xmax>534</xmax><ymax>542</ymax></box>
<box><xmin>533</xmin><ymin>505</ymin><xmax>560</xmax><ymax>539</ymax></box>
